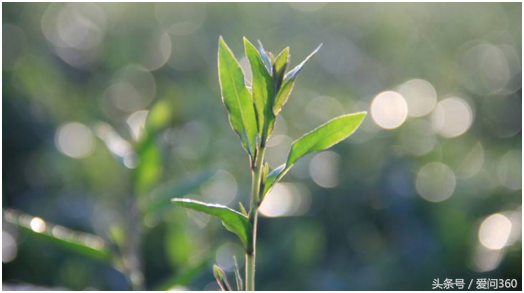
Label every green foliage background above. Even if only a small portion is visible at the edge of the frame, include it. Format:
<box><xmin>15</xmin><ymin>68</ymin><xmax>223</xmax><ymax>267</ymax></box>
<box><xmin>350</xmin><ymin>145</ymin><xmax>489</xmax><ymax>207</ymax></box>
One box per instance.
<box><xmin>3</xmin><ymin>2</ymin><xmax>522</xmax><ymax>290</ymax></box>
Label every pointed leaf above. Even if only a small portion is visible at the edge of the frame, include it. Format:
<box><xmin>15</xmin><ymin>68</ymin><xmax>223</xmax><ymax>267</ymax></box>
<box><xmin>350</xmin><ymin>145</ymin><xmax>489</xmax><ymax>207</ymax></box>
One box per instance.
<box><xmin>244</xmin><ymin>38</ymin><xmax>276</xmax><ymax>140</ymax></box>
<box><xmin>213</xmin><ymin>264</ymin><xmax>232</xmax><ymax>291</ymax></box>
<box><xmin>218</xmin><ymin>37</ymin><xmax>258</xmax><ymax>156</ymax></box>
<box><xmin>273</xmin><ymin>47</ymin><xmax>289</xmax><ymax>91</ymax></box>
<box><xmin>287</xmin><ymin>112</ymin><xmax>367</xmax><ymax>166</ymax></box>
<box><xmin>171</xmin><ymin>198</ymin><xmax>252</xmax><ymax>249</ymax></box>
<box><xmin>262</xmin><ymin>112</ymin><xmax>367</xmax><ymax>197</ymax></box>
<box><xmin>257</xmin><ymin>40</ymin><xmax>273</xmax><ymax>75</ymax></box>
<box><xmin>284</xmin><ymin>43</ymin><xmax>323</xmax><ymax>81</ymax></box>
<box><xmin>273</xmin><ymin>44</ymin><xmax>322</xmax><ymax>115</ymax></box>
<box><xmin>4</xmin><ymin>209</ymin><xmax>114</xmax><ymax>263</ymax></box>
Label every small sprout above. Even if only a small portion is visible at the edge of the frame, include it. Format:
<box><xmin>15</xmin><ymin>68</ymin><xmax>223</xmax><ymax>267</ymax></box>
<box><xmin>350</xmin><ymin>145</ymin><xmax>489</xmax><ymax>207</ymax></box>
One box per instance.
<box><xmin>239</xmin><ymin>202</ymin><xmax>248</xmax><ymax>217</ymax></box>
<box><xmin>213</xmin><ymin>264</ymin><xmax>232</xmax><ymax>291</ymax></box>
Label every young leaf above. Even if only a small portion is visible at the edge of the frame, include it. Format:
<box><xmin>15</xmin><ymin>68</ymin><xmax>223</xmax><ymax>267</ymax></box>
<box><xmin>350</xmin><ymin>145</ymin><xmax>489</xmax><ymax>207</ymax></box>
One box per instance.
<box><xmin>273</xmin><ymin>47</ymin><xmax>290</xmax><ymax>91</ymax></box>
<box><xmin>218</xmin><ymin>37</ymin><xmax>258</xmax><ymax>157</ymax></box>
<box><xmin>171</xmin><ymin>198</ymin><xmax>252</xmax><ymax>250</ymax></box>
<box><xmin>262</xmin><ymin>112</ymin><xmax>367</xmax><ymax>196</ymax></box>
<box><xmin>284</xmin><ymin>43</ymin><xmax>323</xmax><ymax>81</ymax></box>
<box><xmin>4</xmin><ymin>209</ymin><xmax>114</xmax><ymax>263</ymax></box>
<box><xmin>262</xmin><ymin>162</ymin><xmax>269</xmax><ymax>182</ymax></box>
<box><xmin>238</xmin><ymin>202</ymin><xmax>248</xmax><ymax>216</ymax></box>
<box><xmin>233</xmin><ymin>256</ymin><xmax>243</xmax><ymax>291</ymax></box>
<box><xmin>213</xmin><ymin>264</ymin><xmax>232</xmax><ymax>291</ymax></box>
<box><xmin>273</xmin><ymin>44</ymin><xmax>322</xmax><ymax>116</ymax></box>
<box><xmin>244</xmin><ymin>38</ymin><xmax>276</xmax><ymax>140</ymax></box>
<box><xmin>257</xmin><ymin>40</ymin><xmax>273</xmax><ymax>75</ymax></box>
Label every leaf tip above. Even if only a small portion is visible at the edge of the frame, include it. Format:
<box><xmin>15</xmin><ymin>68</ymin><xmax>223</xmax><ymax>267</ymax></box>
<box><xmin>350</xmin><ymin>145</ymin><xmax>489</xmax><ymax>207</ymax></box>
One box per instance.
<box><xmin>243</xmin><ymin>36</ymin><xmax>255</xmax><ymax>48</ymax></box>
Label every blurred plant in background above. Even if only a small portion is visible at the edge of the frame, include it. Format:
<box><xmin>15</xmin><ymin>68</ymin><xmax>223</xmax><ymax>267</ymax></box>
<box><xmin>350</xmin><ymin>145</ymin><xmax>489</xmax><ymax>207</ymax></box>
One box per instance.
<box><xmin>3</xmin><ymin>2</ymin><xmax>522</xmax><ymax>290</ymax></box>
<box><xmin>4</xmin><ymin>97</ymin><xmax>216</xmax><ymax>290</ymax></box>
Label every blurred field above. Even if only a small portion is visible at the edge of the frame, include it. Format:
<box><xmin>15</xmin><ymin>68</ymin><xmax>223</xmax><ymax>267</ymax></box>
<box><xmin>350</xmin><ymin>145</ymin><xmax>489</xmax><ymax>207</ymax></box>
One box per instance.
<box><xmin>2</xmin><ymin>2</ymin><xmax>522</xmax><ymax>290</ymax></box>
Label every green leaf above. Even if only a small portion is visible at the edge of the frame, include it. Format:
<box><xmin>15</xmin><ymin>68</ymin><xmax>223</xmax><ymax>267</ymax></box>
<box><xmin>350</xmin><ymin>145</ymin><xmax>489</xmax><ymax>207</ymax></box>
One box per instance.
<box><xmin>141</xmin><ymin>171</ymin><xmax>216</xmax><ymax>216</ymax></box>
<box><xmin>133</xmin><ymin>100</ymin><xmax>175</xmax><ymax>196</ymax></box>
<box><xmin>244</xmin><ymin>38</ymin><xmax>276</xmax><ymax>140</ymax></box>
<box><xmin>213</xmin><ymin>264</ymin><xmax>232</xmax><ymax>291</ymax></box>
<box><xmin>4</xmin><ymin>209</ymin><xmax>114</xmax><ymax>263</ymax></box>
<box><xmin>273</xmin><ymin>44</ymin><xmax>322</xmax><ymax>115</ymax></box>
<box><xmin>144</xmin><ymin>99</ymin><xmax>173</xmax><ymax>135</ymax></box>
<box><xmin>171</xmin><ymin>198</ymin><xmax>252</xmax><ymax>250</ymax></box>
<box><xmin>233</xmin><ymin>256</ymin><xmax>243</xmax><ymax>291</ymax></box>
<box><xmin>263</xmin><ymin>112</ymin><xmax>367</xmax><ymax>196</ymax></box>
<box><xmin>218</xmin><ymin>37</ymin><xmax>258</xmax><ymax>157</ymax></box>
<box><xmin>133</xmin><ymin>139</ymin><xmax>161</xmax><ymax>196</ymax></box>
<box><xmin>273</xmin><ymin>47</ymin><xmax>289</xmax><ymax>91</ymax></box>
<box><xmin>287</xmin><ymin>112</ymin><xmax>366</xmax><ymax>166</ymax></box>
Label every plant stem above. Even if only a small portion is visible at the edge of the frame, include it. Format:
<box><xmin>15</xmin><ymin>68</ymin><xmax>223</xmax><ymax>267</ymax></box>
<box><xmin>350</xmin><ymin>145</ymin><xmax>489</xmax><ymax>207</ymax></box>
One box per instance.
<box><xmin>125</xmin><ymin>197</ymin><xmax>145</xmax><ymax>290</ymax></box>
<box><xmin>246</xmin><ymin>146</ymin><xmax>266</xmax><ymax>291</ymax></box>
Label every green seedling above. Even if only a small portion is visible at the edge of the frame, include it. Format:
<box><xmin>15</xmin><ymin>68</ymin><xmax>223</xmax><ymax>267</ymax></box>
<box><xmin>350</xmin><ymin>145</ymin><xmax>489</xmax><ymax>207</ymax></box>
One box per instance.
<box><xmin>172</xmin><ymin>37</ymin><xmax>367</xmax><ymax>291</ymax></box>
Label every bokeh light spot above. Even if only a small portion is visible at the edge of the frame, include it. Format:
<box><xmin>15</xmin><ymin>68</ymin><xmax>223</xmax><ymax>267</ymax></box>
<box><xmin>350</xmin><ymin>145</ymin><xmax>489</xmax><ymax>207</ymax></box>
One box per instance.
<box><xmin>30</xmin><ymin>217</ymin><xmax>47</xmax><ymax>233</ymax></box>
<box><xmin>470</xmin><ymin>244</ymin><xmax>503</xmax><ymax>272</ymax></box>
<box><xmin>2</xmin><ymin>231</ymin><xmax>17</xmax><ymax>263</ymax></box>
<box><xmin>127</xmin><ymin>110</ymin><xmax>149</xmax><ymax>141</ymax></box>
<box><xmin>461</xmin><ymin>43</ymin><xmax>512</xmax><ymax>95</ymax></box>
<box><xmin>399</xmin><ymin>79</ymin><xmax>437</xmax><ymax>117</ymax></box>
<box><xmin>309</xmin><ymin>151</ymin><xmax>340</xmax><ymax>188</ymax></box>
<box><xmin>55</xmin><ymin>122</ymin><xmax>95</xmax><ymax>159</ymax></box>
<box><xmin>141</xmin><ymin>31</ymin><xmax>172</xmax><ymax>71</ymax></box>
<box><xmin>41</xmin><ymin>3</ymin><xmax>106</xmax><ymax>68</ymax></box>
<box><xmin>260</xmin><ymin>183</ymin><xmax>311</xmax><ymax>217</ymax></box>
<box><xmin>201</xmin><ymin>170</ymin><xmax>237</xmax><ymax>205</ymax></box>
<box><xmin>371</xmin><ymin>91</ymin><xmax>408</xmax><ymax>129</ymax></box>
<box><xmin>457</xmin><ymin>142</ymin><xmax>484</xmax><ymax>178</ymax></box>
<box><xmin>215</xmin><ymin>242</ymin><xmax>243</xmax><ymax>272</ymax></box>
<box><xmin>478</xmin><ymin>213</ymin><xmax>512</xmax><ymax>250</ymax></box>
<box><xmin>416</xmin><ymin>162</ymin><xmax>456</xmax><ymax>203</ymax></box>
<box><xmin>431</xmin><ymin>97</ymin><xmax>473</xmax><ymax>138</ymax></box>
